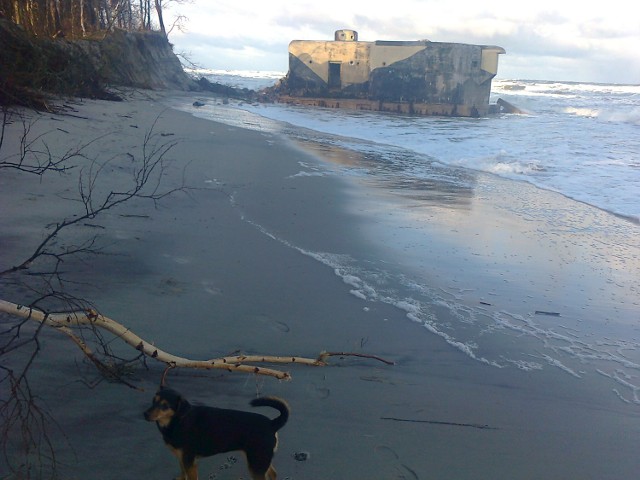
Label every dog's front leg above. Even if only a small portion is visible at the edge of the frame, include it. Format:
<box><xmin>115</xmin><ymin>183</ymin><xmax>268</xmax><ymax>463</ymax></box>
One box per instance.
<box><xmin>172</xmin><ymin>463</ymin><xmax>188</xmax><ymax>480</ymax></box>
<box><xmin>184</xmin><ymin>461</ymin><xmax>198</xmax><ymax>480</ymax></box>
<box><xmin>266</xmin><ymin>464</ymin><xmax>278</xmax><ymax>480</ymax></box>
<box><xmin>172</xmin><ymin>460</ymin><xmax>188</xmax><ymax>480</ymax></box>
<box><xmin>168</xmin><ymin>447</ymin><xmax>190</xmax><ymax>480</ymax></box>
<box><xmin>173</xmin><ymin>458</ymin><xmax>194</xmax><ymax>480</ymax></box>
<box><xmin>177</xmin><ymin>451</ymin><xmax>198</xmax><ymax>480</ymax></box>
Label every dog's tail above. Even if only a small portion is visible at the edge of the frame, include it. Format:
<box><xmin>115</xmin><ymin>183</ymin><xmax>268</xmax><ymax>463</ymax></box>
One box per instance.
<box><xmin>251</xmin><ymin>396</ymin><xmax>289</xmax><ymax>431</ymax></box>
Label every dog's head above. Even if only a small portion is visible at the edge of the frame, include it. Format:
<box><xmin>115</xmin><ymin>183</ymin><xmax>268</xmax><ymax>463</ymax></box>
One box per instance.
<box><xmin>143</xmin><ymin>387</ymin><xmax>188</xmax><ymax>427</ymax></box>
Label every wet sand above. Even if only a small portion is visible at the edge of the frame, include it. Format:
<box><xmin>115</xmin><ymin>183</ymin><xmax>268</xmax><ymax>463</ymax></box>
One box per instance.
<box><xmin>1</xmin><ymin>92</ymin><xmax>639</xmax><ymax>479</ymax></box>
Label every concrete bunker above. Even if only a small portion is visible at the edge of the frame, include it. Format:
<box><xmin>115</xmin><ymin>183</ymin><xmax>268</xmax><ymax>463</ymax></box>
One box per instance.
<box><xmin>281</xmin><ymin>29</ymin><xmax>507</xmax><ymax>116</ymax></box>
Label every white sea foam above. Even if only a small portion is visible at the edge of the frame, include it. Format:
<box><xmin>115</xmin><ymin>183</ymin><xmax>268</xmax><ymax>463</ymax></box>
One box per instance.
<box><xmin>288</xmin><ymin>170</ymin><xmax>326</xmax><ymax>178</ymax></box>
<box><xmin>597</xmin><ymin>369</ymin><xmax>640</xmax><ymax>404</ymax></box>
<box><xmin>502</xmin><ymin>358</ymin><xmax>544</xmax><ymax>371</ymax></box>
<box><xmin>563</xmin><ymin>106</ymin><xmax>640</xmax><ymax>125</ymax></box>
<box><xmin>564</xmin><ymin>107</ymin><xmax>600</xmax><ymax>118</ymax></box>
<box><xmin>597</xmin><ymin>107</ymin><xmax>640</xmax><ymax>125</ymax></box>
<box><xmin>537</xmin><ymin>353</ymin><xmax>583</xmax><ymax>378</ymax></box>
<box><xmin>349</xmin><ymin>289</ymin><xmax>368</xmax><ymax>300</ymax></box>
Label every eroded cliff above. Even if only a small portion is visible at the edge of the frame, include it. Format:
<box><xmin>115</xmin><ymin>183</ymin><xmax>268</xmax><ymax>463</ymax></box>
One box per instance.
<box><xmin>0</xmin><ymin>18</ymin><xmax>195</xmax><ymax>109</ymax></box>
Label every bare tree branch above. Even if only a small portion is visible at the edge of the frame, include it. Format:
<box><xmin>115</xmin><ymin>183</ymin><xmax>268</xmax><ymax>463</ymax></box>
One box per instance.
<box><xmin>0</xmin><ymin>310</ymin><xmax>61</xmax><ymax>480</ymax></box>
<box><xmin>0</xmin><ymin>114</ymin><xmax>183</xmax><ymax>277</ymax></box>
<box><xmin>166</xmin><ymin>14</ymin><xmax>188</xmax><ymax>36</ymax></box>
<box><xmin>0</xmin><ymin>108</ymin><xmax>77</xmax><ymax>175</ymax></box>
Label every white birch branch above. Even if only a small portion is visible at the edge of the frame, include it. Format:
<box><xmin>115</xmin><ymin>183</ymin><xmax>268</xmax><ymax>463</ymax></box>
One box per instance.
<box><xmin>0</xmin><ymin>299</ymin><xmax>330</xmax><ymax>380</ymax></box>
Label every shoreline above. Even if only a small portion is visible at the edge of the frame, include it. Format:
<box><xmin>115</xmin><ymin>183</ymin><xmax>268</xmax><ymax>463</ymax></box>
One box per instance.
<box><xmin>174</xmin><ymin>93</ymin><xmax>639</xmax><ymax>370</ymax></box>
<box><xmin>1</xmin><ymin>92</ymin><xmax>639</xmax><ymax>479</ymax></box>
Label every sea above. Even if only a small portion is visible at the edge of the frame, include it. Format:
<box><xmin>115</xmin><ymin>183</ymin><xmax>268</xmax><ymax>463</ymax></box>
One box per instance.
<box><xmin>170</xmin><ymin>69</ymin><xmax>640</xmax><ymax>405</ymax></box>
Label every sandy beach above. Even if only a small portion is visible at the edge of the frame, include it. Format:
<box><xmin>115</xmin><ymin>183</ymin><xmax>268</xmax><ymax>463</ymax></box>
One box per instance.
<box><xmin>1</xmin><ymin>92</ymin><xmax>639</xmax><ymax>480</ymax></box>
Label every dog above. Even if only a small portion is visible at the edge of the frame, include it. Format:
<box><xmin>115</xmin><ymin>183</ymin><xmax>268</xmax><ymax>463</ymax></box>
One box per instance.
<box><xmin>144</xmin><ymin>387</ymin><xmax>289</xmax><ymax>480</ymax></box>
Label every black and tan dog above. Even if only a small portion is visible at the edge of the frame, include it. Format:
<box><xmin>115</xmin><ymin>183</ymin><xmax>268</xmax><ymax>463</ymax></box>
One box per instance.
<box><xmin>144</xmin><ymin>387</ymin><xmax>289</xmax><ymax>480</ymax></box>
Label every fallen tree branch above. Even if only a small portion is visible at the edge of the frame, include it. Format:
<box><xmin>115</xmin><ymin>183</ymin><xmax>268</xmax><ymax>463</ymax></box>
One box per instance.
<box><xmin>0</xmin><ymin>300</ymin><xmax>295</xmax><ymax>380</ymax></box>
<box><xmin>0</xmin><ymin>299</ymin><xmax>393</xmax><ymax>381</ymax></box>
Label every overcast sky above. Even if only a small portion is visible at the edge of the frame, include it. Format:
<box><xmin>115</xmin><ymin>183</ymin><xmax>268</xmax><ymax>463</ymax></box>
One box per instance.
<box><xmin>165</xmin><ymin>0</ymin><xmax>639</xmax><ymax>84</ymax></box>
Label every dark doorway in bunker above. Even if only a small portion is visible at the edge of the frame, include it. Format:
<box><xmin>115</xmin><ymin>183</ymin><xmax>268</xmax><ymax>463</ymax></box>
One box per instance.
<box><xmin>329</xmin><ymin>62</ymin><xmax>341</xmax><ymax>90</ymax></box>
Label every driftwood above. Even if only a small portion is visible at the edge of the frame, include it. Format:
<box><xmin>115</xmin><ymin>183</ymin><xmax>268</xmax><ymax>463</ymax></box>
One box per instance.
<box><xmin>0</xmin><ymin>299</ymin><xmax>393</xmax><ymax>381</ymax></box>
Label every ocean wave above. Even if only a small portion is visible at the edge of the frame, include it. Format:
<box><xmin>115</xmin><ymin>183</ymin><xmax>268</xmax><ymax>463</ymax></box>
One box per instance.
<box><xmin>186</xmin><ymin>67</ymin><xmax>285</xmax><ymax>80</ymax></box>
<box><xmin>597</xmin><ymin>107</ymin><xmax>640</xmax><ymax>125</ymax></box>
<box><xmin>495</xmin><ymin>79</ymin><xmax>640</xmax><ymax>97</ymax></box>
<box><xmin>450</xmin><ymin>153</ymin><xmax>547</xmax><ymax>176</ymax></box>
<box><xmin>564</xmin><ymin>106</ymin><xmax>640</xmax><ymax>125</ymax></box>
<box><xmin>563</xmin><ymin>106</ymin><xmax>600</xmax><ymax>118</ymax></box>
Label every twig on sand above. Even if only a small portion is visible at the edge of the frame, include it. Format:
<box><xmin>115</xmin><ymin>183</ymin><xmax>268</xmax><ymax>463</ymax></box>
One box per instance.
<box><xmin>318</xmin><ymin>351</ymin><xmax>396</xmax><ymax>365</ymax></box>
<box><xmin>381</xmin><ymin>416</ymin><xmax>498</xmax><ymax>430</ymax></box>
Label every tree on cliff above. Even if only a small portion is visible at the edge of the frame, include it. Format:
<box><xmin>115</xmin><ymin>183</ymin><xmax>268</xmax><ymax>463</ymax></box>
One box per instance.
<box><xmin>154</xmin><ymin>0</ymin><xmax>192</xmax><ymax>37</ymax></box>
<box><xmin>0</xmin><ymin>0</ymin><xmax>196</xmax><ymax>110</ymax></box>
<box><xmin>0</xmin><ymin>0</ymin><xmax>189</xmax><ymax>38</ymax></box>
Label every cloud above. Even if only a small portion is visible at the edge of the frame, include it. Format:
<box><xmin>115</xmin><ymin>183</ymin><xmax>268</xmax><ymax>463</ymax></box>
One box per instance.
<box><xmin>165</xmin><ymin>0</ymin><xmax>640</xmax><ymax>84</ymax></box>
<box><xmin>170</xmin><ymin>31</ymin><xmax>288</xmax><ymax>71</ymax></box>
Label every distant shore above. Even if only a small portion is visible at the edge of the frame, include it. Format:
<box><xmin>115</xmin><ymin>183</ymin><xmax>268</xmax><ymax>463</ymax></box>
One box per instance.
<box><xmin>1</xmin><ymin>91</ymin><xmax>638</xmax><ymax>479</ymax></box>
